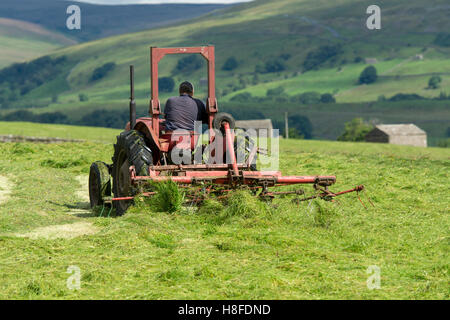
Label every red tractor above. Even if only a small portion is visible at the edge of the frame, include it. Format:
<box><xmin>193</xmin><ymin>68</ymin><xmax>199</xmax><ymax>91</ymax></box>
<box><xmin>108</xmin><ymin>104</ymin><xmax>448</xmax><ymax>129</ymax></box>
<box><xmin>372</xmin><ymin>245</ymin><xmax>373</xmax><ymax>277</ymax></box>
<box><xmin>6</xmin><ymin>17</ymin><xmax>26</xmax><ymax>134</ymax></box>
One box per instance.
<box><xmin>88</xmin><ymin>46</ymin><xmax>363</xmax><ymax>215</ymax></box>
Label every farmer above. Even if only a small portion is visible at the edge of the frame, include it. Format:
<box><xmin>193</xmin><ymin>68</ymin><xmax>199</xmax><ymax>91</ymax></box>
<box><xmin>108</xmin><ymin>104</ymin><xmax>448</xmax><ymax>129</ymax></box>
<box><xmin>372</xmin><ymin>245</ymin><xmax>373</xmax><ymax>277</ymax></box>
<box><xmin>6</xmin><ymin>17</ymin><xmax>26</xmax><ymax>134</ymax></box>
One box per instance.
<box><xmin>164</xmin><ymin>81</ymin><xmax>208</xmax><ymax>131</ymax></box>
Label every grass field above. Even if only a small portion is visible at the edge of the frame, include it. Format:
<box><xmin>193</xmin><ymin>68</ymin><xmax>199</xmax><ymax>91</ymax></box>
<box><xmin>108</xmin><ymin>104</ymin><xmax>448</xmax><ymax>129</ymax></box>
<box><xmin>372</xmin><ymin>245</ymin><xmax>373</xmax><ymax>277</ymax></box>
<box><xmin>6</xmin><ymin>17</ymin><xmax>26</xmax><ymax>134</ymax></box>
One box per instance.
<box><xmin>0</xmin><ymin>122</ymin><xmax>120</xmax><ymax>144</ymax></box>
<box><xmin>0</xmin><ymin>122</ymin><xmax>448</xmax><ymax>299</ymax></box>
<box><xmin>225</xmin><ymin>57</ymin><xmax>450</xmax><ymax>103</ymax></box>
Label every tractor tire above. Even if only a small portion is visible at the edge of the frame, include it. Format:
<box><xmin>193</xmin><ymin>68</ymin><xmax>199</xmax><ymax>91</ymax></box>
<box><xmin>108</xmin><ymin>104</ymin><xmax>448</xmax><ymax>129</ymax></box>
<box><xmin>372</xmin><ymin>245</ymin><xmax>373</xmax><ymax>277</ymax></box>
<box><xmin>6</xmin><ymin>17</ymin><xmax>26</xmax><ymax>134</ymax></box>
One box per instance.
<box><xmin>213</xmin><ymin>112</ymin><xmax>235</xmax><ymax>132</ymax></box>
<box><xmin>112</xmin><ymin>130</ymin><xmax>153</xmax><ymax>215</ymax></box>
<box><xmin>89</xmin><ymin>161</ymin><xmax>111</xmax><ymax>208</ymax></box>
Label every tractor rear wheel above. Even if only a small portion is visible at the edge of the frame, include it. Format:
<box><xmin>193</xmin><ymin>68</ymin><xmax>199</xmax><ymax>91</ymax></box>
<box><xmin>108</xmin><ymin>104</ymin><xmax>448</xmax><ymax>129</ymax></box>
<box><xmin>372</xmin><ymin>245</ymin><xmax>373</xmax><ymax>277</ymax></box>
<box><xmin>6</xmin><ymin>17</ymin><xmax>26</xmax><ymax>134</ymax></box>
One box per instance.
<box><xmin>112</xmin><ymin>130</ymin><xmax>153</xmax><ymax>215</ymax></box>
<box><xmin>213</xmin><ymin>112</ymin><xmax>235</xmax><ymax>133</ymax></box>
<box><xmin>89</xmin><ymin>161</ymin><xmax>111</xmax><ymax>208</ymax></box>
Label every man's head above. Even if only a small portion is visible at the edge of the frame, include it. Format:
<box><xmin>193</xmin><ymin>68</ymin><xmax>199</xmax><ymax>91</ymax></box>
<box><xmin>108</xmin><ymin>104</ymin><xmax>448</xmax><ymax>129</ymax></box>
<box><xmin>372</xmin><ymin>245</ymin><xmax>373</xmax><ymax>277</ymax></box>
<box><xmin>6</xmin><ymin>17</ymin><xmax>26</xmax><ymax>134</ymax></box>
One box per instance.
<box><xmin>179</xmin><ymin>81</ymin><xmax>194</xmax><ymax>96</ymax></box>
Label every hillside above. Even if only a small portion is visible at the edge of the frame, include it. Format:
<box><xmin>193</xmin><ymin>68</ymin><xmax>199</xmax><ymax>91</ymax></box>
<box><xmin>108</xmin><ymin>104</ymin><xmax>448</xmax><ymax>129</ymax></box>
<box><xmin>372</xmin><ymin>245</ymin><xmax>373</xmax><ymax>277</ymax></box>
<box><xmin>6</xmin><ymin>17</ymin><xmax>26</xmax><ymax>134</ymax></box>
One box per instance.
<box><xmin>0</xmin><ymin>122</ymin><xmax>448</xmax><ymax>299</ymax></box>
<box><xmin>0</xmin><ymin>0</ymin><xmax>226</xmax><ymax>68</ymax></box>
<box><xmin>0</xmin><ymin>0</ymin><xmax>228</xmax><ymax>42</ymax></box>
<box><xmin>0</xmin><ymin>0</ymin><xmax>449</xmax><ymax>144</ymax></box>
<box><xmin>0</xmin><ymin>18</ymin><xmax>76</xmax><ymax>68</ymax></box>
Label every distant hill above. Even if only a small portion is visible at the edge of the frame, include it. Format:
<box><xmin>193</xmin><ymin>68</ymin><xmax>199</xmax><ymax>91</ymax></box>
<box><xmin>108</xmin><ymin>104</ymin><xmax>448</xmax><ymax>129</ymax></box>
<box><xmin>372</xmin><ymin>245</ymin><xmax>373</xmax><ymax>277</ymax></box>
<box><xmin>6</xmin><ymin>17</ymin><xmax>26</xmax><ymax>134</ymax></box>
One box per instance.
<box><xmin>0</xmin><ymin>18</ymin><xmax>76</xmax><ymax>68</ymax></box>
<box><xmin>0</xmin><ymin>0</ymin><xmax>228</xmax><ymax>42</ymax></box>
<box><xmin>0</xmin><ymin>0</ymin><xmax>449</xmax><ymax>144</ymax></box>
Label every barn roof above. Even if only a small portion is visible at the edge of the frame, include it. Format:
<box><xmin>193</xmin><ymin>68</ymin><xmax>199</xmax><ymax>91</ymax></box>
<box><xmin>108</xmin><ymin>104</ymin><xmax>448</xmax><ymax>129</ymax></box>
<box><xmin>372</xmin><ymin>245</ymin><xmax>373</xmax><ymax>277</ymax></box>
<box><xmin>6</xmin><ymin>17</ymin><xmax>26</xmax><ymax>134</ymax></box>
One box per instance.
<box><xmin>235</xmin><ymin>119</ymin><xmax>273</xmax><ymax>129</ymax></box>
<box><xmin>375</xmin><ymin>124</ymin><xmax>426</xmax><ymax>136</ymax></box>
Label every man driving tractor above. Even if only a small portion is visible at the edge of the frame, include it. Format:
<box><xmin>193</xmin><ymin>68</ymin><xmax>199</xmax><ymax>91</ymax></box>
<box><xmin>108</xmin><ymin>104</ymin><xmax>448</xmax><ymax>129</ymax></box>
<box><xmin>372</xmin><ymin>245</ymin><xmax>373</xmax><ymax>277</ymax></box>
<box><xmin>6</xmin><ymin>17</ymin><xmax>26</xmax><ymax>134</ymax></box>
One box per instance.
<box><xmin>164</xmin><ymin>81</ymin><xmax>208</xmax><ymax>131</ymax></box>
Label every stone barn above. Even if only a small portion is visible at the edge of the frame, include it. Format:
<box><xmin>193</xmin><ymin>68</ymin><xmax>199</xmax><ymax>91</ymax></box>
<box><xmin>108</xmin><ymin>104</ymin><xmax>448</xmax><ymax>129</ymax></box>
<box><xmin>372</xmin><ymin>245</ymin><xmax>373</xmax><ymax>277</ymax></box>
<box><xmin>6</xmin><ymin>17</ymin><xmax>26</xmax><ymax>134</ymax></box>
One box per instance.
<box><xmin>365</xmin><ymin>58</ymin><xmax>378</xmax><ymax>64</ymax></box>
<box><xmin>235</xmin><ymin>119</ymin><xmax>274</xmax><ymax>138</ymax></box>
<box><xmin>365</xmin><ymin>124</ymin><xmax>427</xmax><ymax>147</ymax></box>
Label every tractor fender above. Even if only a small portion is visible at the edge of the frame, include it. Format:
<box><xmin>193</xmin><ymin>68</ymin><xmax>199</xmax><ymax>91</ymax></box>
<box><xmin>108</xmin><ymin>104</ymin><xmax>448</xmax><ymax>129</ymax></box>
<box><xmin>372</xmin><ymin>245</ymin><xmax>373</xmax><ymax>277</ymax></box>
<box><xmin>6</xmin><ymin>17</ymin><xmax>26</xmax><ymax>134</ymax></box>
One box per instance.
<box><xmin>133</xmin><ymin>118</ymin><xmax>161</xmax><ymax>163</ymax></box>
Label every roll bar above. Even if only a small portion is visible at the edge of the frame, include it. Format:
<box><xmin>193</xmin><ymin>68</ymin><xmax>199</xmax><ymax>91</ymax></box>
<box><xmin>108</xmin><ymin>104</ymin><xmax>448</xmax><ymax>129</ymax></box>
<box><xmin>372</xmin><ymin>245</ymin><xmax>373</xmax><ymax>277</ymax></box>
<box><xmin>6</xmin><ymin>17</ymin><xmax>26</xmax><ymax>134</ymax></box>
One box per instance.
<box><xmin>149</xmin><ymin>46</ymin><xmax>218</xmax><ymax>137</ymax></box>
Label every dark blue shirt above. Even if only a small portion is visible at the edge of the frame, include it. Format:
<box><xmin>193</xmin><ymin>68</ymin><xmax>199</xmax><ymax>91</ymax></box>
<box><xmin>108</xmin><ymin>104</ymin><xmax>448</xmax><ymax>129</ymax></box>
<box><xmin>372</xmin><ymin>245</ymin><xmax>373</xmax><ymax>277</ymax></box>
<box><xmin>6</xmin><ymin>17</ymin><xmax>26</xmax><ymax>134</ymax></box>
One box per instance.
<box><xmin>164</xmin><ymin>94</ymin><xmax>208</xmax><ymax>131</ymax></box>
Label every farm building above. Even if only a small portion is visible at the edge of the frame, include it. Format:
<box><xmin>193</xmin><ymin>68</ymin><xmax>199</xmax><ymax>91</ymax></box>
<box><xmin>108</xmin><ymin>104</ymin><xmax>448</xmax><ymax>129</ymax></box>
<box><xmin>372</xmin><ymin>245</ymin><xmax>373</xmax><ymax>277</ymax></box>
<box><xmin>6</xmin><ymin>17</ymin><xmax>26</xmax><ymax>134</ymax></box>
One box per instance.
<box><xmin>365</xmin><ymin>124</ymin><xmax>427</xmax><ymax>147</ymax></box>
<box><xmin>365</xmin><ymin>58</ymin><xmax>378</xmax><ymax>64</ymax></box>
<box><xmin>235</xmin><ymin>119</ymin><xmax>274</xmax><ymax>138</ymax></box>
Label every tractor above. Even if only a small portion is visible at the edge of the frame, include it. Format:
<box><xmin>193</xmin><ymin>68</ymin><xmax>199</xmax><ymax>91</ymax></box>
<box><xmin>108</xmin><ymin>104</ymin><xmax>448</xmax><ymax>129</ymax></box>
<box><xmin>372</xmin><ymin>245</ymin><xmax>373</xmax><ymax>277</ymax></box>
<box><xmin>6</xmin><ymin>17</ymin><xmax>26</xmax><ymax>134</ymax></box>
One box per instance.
<box><xmin>88</xmin><ymin>46</ymin><xmax>364</xmax><ymax>215</ymax></box>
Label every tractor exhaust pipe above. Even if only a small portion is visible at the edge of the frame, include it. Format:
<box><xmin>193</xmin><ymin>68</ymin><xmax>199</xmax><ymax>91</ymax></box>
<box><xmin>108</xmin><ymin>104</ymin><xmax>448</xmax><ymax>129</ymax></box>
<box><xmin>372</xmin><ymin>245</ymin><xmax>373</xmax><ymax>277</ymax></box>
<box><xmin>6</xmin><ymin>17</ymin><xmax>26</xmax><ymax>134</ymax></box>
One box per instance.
<box><xmin>129</xmin><ymin>65</ymin><xmax>136</xmax><ymax>130</ymax></box>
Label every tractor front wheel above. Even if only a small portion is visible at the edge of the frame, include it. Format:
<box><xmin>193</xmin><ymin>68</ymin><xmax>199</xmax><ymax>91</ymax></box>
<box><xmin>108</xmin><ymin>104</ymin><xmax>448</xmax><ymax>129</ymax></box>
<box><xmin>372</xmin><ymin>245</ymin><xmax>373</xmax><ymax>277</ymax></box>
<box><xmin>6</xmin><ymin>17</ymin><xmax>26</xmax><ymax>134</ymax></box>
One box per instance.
<box><xmin>112</xmin><ymin>130</ymin><xmax>153</xmax><ymax>215</ymax></box>
<box><xmin>89</xmin><ymin>161</ymin><xmax>111</xmax><ymax>208</ymax></box>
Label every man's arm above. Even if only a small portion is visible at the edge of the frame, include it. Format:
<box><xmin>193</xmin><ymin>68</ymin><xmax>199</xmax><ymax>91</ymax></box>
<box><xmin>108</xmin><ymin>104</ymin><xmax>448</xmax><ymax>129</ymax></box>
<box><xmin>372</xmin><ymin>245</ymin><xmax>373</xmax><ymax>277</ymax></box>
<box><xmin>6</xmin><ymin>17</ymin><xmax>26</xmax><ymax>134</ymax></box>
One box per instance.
<box><xmin>164</xmin><ymin>98</ymin><xmax>172</xmax><ymax>119</ymax></box>
<box><xmin>195</xmin><ymin>98</ymin><xmax>208</xmax><ymax>124</ymax></box>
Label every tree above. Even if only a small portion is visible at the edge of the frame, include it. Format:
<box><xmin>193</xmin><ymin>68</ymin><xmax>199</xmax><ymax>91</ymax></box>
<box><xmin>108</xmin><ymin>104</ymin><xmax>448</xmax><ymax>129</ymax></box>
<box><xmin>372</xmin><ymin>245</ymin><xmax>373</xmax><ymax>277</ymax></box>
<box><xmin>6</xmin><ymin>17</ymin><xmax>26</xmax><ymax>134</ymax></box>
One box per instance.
<box><xmin>222</xmin><ymin>57</ymin><xmax>238</xmax><ymax>71</ymax></box>
<box><xmin>79</xmin><ymin>109</ymin><xmax>129</xmax><ymax>128</ymax></box>
<box><xmin>303</xmin><ymin>45</ymin><xmax>342</xmax><ymax>71</ymax></box>
<box><xmin>389</xmin><ymin>93</ymin><xmax>424</xmax><ymax>101</ymax></box>
<box><xmin>428</xmin><ymin>75</ymin><xmax>442</xmax><ymax>89</ymax></box>
<box><xmin>3</xmin><ymin>110</ymin><xmax>35</xmax><ymax>122</ymax></box>
<box><xmin>359</xmin><ymin>66</ymin><xmax>378</xmax><ymax>84</ymax></box>
<box><xmin>289</xmin><ymin>115</ymin><xmax>313</xmax><ymax>139</ymax></box>
<box><xmin>0</xmin><ymin>56</ymin><xmax>67</xmax><ymax>100</ymax></box>
<box><xmin>91</xmin><ymin>62</ymin><xmax>116</xmax><ymax>82</ymax></box>
<box><xmin>266</xmin><ymin>86</ymin><xmax>285</xmax><ymax>97</ymax></box>
<box><xmin>173</xmin><ymin>55</ymin><xmax>203</xmax><ymax>73</ymax></box>
<box><xmin>377</xmin><ymin>95</ymin><xmax>387</xmax><ymax>102</ymax></box>
<box><xmin>279</xmin><ymin>53</ymin><xmax>291</xmax><ymax>61</ymax></box>
<box><xmin>264</xmin><ymin>59</ymin><xmax>286</xmax><ymax>73</ymax></box>
<box><xmin>434</xmin><ymin>33</ymin><xmax>450</xmax><ymax>47</ymax></box>
<box><xmin>79</xmin><ymin>93</ymin><xmax>89</xmax><ymax>102</ymax></box>
<box><xmin>1</xmin><ymin>110</ymin><xmax>67</xmax><ymax>124</ymax></box>
<box><xmin>159</xmin><ymin>77</ymin><xmax>175</xmax><ymax>92</ymax></box>
<box><xmin>37</xmin><ymin>112</ymin><xmax>67</xmax><ymax>124</ymax></box>
<box><xmin>252</xmin><ymin>73</ymin><xmax>260</xmax><ymax>85</ymax></box>
<box><xmin>337</xmin><ymin>118</ymin><xmax>373</xmax><ymax>142</ymax></box>
<box><xmin>290</xmin><ymin>91</ymin><xmax>321</xmax><ymax>104</ymax></box>
<box><xmin>437</xmin><ymin>91</ymin><xmax>448</xmax><ymax>100</ymax></box>
<box><xmin>288</xmin><ymin>128</ymin><xmax>304</xmax><ymax>139</ymax></box>
<box><xmin>437</xmin><ymin>139</ymin><xmax>450</xmax><ymax>148</ymax></box>
<box><xmin>230</xmin><ymin>92</ymin><xmax>253</xmax><ymax>102</ymax></box>
<box><xmin>320</xmin><ymin>93</ymin><xmax>335</xmax><ymax>103</ymax></box>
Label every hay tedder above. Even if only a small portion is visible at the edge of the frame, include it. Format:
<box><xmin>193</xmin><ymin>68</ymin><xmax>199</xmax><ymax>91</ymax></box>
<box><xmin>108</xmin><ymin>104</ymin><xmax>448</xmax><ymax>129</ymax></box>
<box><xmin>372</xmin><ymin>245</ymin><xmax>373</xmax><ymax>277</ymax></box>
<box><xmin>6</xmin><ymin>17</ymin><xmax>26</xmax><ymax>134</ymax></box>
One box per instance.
<box><xmin>88</xmin><ymin>46</ymin><xmax>364</xmax><ymax>215</ymax></box>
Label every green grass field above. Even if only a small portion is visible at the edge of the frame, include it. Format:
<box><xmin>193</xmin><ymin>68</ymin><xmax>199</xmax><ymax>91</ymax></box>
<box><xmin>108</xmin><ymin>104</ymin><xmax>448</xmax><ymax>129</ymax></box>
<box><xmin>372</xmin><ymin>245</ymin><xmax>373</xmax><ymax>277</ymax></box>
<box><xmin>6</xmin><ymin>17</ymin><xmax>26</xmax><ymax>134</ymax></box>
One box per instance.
<box><xmin>0</xmin><ymin>122</ymin><xmax>448</xmax><ymax>299</ymax></box>
<box><xmin>225</xmin><ymin>57</ymin><xmax>450</xmax><ymax>103</ymax></box>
